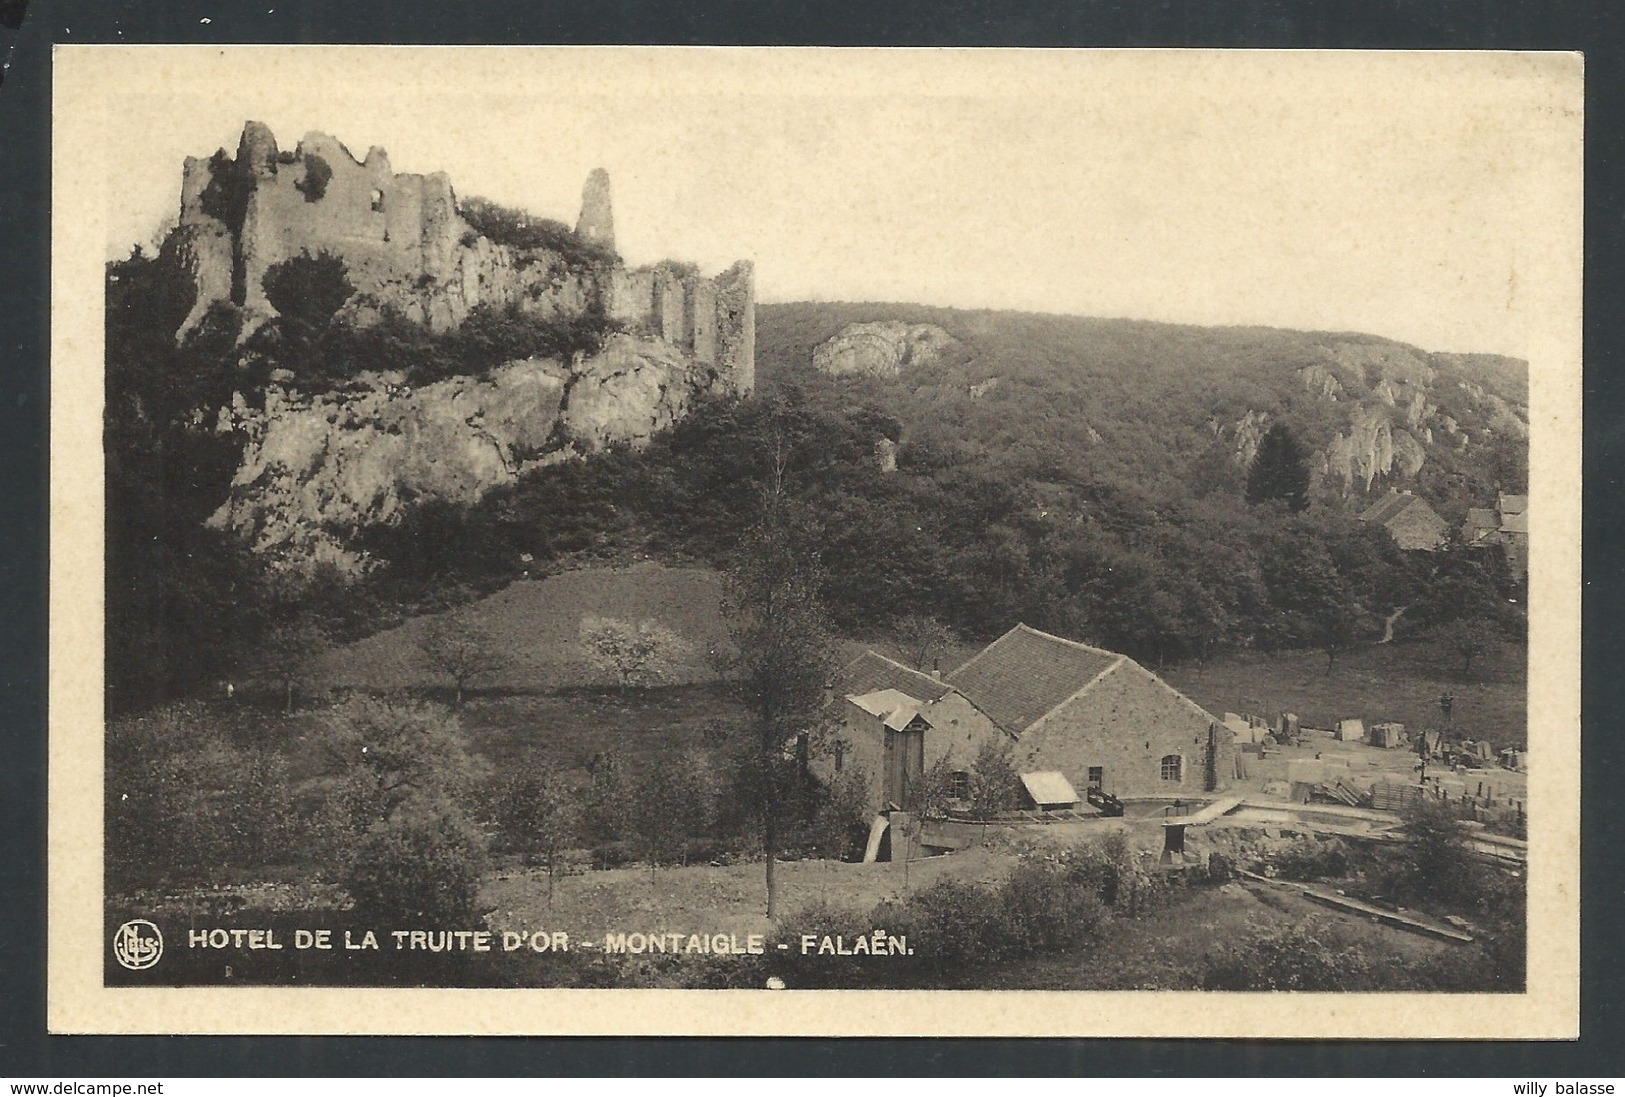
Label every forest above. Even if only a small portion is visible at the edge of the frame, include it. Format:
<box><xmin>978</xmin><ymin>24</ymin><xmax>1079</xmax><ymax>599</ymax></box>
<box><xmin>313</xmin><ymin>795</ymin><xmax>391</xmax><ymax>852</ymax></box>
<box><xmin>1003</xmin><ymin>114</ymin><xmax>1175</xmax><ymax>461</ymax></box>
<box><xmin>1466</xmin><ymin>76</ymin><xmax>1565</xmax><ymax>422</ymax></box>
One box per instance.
<box><xmin>105</xmin><ymin>245</ymin><xmax>1526</xmax><ymax>716</ymax></box>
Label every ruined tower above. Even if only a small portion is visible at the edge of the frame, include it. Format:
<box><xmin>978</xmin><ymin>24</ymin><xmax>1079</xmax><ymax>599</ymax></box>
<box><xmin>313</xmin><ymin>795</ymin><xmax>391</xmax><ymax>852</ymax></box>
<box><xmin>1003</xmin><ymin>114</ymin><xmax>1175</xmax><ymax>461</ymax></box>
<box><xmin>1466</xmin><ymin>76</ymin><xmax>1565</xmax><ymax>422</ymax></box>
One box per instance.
<box><xmin>575</xmin><ymin>168</ymin><xmax>616</xmax><ymax>253</ymax></box>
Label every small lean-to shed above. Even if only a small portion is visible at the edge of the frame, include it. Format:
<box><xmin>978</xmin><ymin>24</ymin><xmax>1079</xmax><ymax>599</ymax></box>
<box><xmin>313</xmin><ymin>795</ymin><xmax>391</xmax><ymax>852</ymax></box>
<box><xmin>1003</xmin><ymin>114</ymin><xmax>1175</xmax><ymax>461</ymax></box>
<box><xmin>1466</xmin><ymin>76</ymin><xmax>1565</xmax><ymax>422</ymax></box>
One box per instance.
<box><xmin>1020</xmin><ymin>770</ymin><xmax>1081</xmax><ymax>811</ymax></box>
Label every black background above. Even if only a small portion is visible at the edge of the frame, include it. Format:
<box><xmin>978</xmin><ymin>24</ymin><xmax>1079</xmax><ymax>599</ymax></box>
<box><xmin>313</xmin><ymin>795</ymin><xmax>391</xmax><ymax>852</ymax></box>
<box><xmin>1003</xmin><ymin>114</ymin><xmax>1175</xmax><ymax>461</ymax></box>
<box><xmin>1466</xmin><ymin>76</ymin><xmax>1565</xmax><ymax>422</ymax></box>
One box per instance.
<box><xmin>2</xmin><ymin>0</ymin><xmax>1621</xmax><ymax>1077</ymax></box>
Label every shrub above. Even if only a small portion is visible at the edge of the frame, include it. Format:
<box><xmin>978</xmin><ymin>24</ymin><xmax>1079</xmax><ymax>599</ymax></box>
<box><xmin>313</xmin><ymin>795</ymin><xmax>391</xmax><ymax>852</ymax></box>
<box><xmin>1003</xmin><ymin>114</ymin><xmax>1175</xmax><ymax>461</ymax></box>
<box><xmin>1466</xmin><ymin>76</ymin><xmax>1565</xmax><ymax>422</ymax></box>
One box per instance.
<box><xmin>875</xmin><ymin>878</ymin><xmax>1012</xmax><ymax>969</ymax></box>
<box><xmin>1059</xmin><ymin>828</ymin><xmax>1167</xmax><ymax>916</ymax></box>
<box><xmin>458</xmin><ymin>195</ymin><xmax>617</xmax><ymax>267</ymax></box>
<box><xmin>1201</xmin><ymin>923</ymin><xmax>1375</xmax><ymax>991</ymax></box>
<box><xmin>1000</xmin><ymin>859</ymin><xmax>1108</xmax><ymax>955</ymax></box>
<box><xmin>1271</xmin><ymin>835</ymin><xmax>1351</xmax><ymax>881</ymax></box>
<box><xmin>296</xmin><ymin>153</ymin><xmax>333</xmax><ymax>202</ymax></box>
<box><xmin>262</xmin><ymin>250</ymin><xmax>355</xmax><ymax>331</ymax></box>
<box><xmin>342</xmin><ymin>795</ymin><xmax>488</xmax><ymax>924</ymax></box>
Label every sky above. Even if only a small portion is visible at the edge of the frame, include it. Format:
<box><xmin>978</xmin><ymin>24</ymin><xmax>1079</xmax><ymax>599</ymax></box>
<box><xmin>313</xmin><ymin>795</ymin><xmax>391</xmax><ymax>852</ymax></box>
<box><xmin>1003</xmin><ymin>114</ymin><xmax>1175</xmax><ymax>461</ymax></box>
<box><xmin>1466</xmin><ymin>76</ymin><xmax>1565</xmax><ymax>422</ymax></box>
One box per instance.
<box><xmin>90</xmin><ymin>48</ymin><xmax>1580</xmax><ymax>357</ymax></box>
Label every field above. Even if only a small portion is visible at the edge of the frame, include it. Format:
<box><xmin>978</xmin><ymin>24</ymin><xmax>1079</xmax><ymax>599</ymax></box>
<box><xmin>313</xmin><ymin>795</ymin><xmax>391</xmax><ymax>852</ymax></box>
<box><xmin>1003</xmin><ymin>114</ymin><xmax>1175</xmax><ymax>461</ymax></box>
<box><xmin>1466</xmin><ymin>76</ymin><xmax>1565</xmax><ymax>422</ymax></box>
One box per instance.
<box><xmin>1163</xmin><ymin>637</ymin><xmax>1527</xmax><ymax>749</ymax></box>
<box><xmin>311</xmin><ymin>561</ymin><xmax>1524</xmax><ymax>749</ymax></box>
<box><xmin>313</xmin><ymin>562</ymin><xmax>730</xmax><ymax>694</ymax></box>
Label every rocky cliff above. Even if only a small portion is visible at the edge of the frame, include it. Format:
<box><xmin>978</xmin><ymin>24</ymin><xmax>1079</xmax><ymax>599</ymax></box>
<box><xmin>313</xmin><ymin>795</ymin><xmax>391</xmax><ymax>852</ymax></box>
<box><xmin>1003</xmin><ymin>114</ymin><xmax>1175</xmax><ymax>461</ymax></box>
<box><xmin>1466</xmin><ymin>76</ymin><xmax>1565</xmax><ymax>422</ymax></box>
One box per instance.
<box><xmin>210</xmin><ymin>333</ymin><xmax>725</xmax><ymax>573</ymax></box>
<box><xmin>1211</xmin><ymin>339</ymin><xmax>1529</xmax><ymax>493</ymax></box>
<box><xmin>163</xmin><ymin>122</ymin><xmax>758</xmax><ymax>574</ymax></box>
<box><xmin>812</xmin><ymin>321</ymin><xmax>955</xmax><ymax>378</ymax></box>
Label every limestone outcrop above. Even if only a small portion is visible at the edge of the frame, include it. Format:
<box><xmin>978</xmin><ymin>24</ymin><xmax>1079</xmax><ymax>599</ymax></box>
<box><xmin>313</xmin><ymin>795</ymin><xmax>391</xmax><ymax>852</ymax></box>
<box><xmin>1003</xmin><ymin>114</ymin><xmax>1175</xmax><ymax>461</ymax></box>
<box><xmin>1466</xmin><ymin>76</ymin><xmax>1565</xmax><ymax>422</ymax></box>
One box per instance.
<box><xmin>209</xmin><ymin>333</ymin><xmax>727</xmax><ymax>573</ymax></box>
<box><xmin>1220</xmin><ymin>340</ymin><xmax>1528</xmax><ymax>494</ymax></box>
<box><xmin>813</xmin><ymin>321</ymin><xmax>955</xmax><ymax>378</ymax></box>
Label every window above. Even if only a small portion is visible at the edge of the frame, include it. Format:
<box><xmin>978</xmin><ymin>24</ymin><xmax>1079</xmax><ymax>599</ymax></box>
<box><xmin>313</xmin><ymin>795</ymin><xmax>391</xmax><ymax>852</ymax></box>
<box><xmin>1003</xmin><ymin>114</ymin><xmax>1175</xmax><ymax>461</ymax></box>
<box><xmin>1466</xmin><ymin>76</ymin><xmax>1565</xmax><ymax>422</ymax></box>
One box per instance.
<box><xmin>1087</xmin><ymin>766</ymin><xmax>1104</xmax><ymax>789</ymax></box>
<box><xmin>833</xmin><ymin>740</ymin><xmax>845</xmax><ymax>773</ymax></box>
<box><xmin>950</xmin><ymin>771</ymin><xmax>971</xmax><ymax>800</ymax></box>
<box><xmin>1160</xmin><ymin>754</ymin><xmax>1183</xmax><ymax>782</ymax></box>
<box><xmin>371</xmin><ymin>188</ymin><xmax>386</xmax><ymax>213</ymax></box>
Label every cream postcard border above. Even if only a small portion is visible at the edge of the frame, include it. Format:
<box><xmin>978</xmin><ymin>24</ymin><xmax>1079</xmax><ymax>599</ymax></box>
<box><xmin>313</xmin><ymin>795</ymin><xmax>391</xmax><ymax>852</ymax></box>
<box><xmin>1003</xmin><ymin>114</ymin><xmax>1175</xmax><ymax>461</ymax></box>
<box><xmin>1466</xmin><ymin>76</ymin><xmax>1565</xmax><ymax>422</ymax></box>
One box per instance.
<box><xmin>47</xmin><ymin>46</ymin><xmax>1583</xmax><ymax>1038</ymax></box>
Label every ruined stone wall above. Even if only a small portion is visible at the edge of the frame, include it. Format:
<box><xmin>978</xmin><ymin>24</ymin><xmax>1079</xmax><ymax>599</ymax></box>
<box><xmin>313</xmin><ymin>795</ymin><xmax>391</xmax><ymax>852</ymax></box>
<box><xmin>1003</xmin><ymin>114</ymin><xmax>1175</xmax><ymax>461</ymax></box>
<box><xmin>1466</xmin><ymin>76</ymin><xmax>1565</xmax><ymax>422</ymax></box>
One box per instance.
<box><xmin>605</xmin><ymin>260</ymin><xmax>755</xmax><ymax>393</ymax></box>
<box><xmin>170</xmin><ymin>123</ymin><xmax>756</xmax><ymax>395</ymax></box>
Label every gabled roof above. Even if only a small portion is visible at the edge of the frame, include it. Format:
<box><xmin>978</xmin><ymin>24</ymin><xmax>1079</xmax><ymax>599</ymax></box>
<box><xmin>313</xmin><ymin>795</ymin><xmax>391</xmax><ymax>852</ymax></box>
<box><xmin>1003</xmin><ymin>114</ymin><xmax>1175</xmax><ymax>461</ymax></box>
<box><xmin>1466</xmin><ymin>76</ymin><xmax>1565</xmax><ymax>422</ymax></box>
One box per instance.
<box><xmin>1500</xmin><ymin>509</ymin><xmax>1529</xmax><ymax>535</ymax></box>
<box><xmin>847</xmin><ymin>688</ymin><xmax>928</xmax><ymax>731</ymax></box>
<box><xmin>841</xmin><ymin>650</ymin><xmax>954</xmax><ymax>703</ymax></box>
<box><xmin>1463</xmin><ymin>507</ymin><xmax>1498</xmax><ymax>535</ymax></box>
<box><xmin>1498</xmin><ymin>493</ymin><xmax>1529</xmax><ymax>516</ymax></box>
<box><xmin>946</xmin><ymin>624</ymin><xmax>1122</xmax><ymax>735</ymax></box>
<box><xmin>1360</xmin><ymin>491</ymin><xmax>1442</xmax><ymax>529</ymax></box>
<box><xmin>1360</xmin><ymin>493</ymin><xmax>1415</xmax><ymax>525</ymax></box>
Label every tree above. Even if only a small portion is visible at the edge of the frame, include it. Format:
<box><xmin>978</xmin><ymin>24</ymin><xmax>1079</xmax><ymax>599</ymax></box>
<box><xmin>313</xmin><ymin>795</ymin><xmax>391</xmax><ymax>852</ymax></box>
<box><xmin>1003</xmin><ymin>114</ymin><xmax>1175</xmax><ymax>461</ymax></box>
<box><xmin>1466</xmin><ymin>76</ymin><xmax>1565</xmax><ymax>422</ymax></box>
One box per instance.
<box><xmin>343</xmin><ymin>793</ymin><xmax>488</xmax><ymax>924</ymax></box>
<box><xmin>633</xmin><ymin>751</ymin><xmax>715</xmax><ymax>875</ymax></box>
<box><xmin>1246</xmin><ymin>422</ymin><xmax>1311</xmax><ymax>512</ymax></box>
<box><xmin>968</xmin><ymin>739</ymin><xmax>1024</xmax><ymax>821</ymax></box>
<box><xmin>319</xmin><ymin>695</ymin><xmax>485</xmax><ymax>831</ymax></box>
<box><xmin>498</xmin><ymin>770</ymin><xmax>579</xmax><ymax>907</ymax></box>
<box><xmin>581</xmin><ymin>749</ymin><xmax>636</xmax><ymax>862</ymax></box>
<box><xmin>579</xmin><ymin>615</ymin><xmax>691</xmax><ymax>692</ymax></box>
<box><xmin>894</xmin><ymin>613</ymin><xmax>956</xmax><ymax>673</ymax></box>
<box><xmin>720</xmin><ymin>508</ymin><xmax>839</xmax><ymax>919</ymax></box>
<box><xmin>419</xmin><ymin>614</ymin><xmax>498</xmax><ymax>707</ymax></box>
<box><xmin>1433</xmin><ymin>616</ymin><xmax>1495</xmax><ymax>676</ymax></box>
<box><xmin>261</xmin><ymin>617</ymin><xmax>329</xmax><ymax>713</ymax></box>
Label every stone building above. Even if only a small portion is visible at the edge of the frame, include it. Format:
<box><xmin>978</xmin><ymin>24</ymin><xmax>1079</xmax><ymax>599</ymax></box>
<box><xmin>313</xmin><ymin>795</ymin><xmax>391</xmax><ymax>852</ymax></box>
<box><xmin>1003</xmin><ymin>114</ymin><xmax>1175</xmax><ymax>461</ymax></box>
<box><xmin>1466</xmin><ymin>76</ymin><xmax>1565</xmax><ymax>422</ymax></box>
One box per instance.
<box><xmin>1357</xmin><ymin>489</ymin><xmax>1449</xmax><ymax>550</ymax></box>
<box><xmin>1463</xmin><ymin>492</ymin><xmax>1529</xmax><ymax>578</ymax></box>
<box><xmin>825</xmin><ymin>625</ymin><xmax>1235</xmax><ymax>815</ymax></box>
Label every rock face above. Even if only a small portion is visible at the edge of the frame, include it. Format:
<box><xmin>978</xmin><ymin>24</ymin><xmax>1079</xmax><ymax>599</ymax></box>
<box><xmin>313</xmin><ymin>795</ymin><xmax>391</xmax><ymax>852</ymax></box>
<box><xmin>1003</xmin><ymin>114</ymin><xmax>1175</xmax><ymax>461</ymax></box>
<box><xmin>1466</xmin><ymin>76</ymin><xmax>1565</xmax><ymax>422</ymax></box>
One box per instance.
<box><xmin>209</xmin><ymin>333</ymin><xmax>725</xmax><ymax>572</ymax></box>
<box><xmin>171</xmin><ymin>122</ymin><xmax>753</xmax><ymax>390</ymax></box>
<box><xmin>1213</xmin><ymin>340</ymin><xmax>1529</xmax><ymax>495</ymax></box>
<box><xmin>813</xmin><ymin>321</ymin><xmax>955</xmax><ymax>378</ymax></box>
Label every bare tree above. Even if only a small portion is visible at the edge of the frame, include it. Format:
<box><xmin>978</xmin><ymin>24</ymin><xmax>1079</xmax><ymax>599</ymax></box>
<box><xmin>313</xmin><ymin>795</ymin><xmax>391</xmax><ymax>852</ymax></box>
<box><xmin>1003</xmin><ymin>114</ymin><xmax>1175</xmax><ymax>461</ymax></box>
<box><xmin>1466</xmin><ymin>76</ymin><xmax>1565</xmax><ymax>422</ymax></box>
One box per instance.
<box><xmin>895</xmin><ymin>613</ymin><xmax>956</xmax><ymax>673</ymax></box>
<box><xmin>418</xmin><ymin>615</ymin><xmax>497</xmax><ymax>707</ymax></box>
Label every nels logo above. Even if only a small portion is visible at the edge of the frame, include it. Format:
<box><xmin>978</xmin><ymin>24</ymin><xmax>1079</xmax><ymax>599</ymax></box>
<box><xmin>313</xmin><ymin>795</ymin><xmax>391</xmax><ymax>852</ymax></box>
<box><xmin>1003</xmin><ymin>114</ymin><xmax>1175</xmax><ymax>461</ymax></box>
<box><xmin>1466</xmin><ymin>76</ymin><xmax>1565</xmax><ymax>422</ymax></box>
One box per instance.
<box><xmin>113</xmin><ymin>919</ymin><xmax>163</xmax><ymax>970</ymax></box>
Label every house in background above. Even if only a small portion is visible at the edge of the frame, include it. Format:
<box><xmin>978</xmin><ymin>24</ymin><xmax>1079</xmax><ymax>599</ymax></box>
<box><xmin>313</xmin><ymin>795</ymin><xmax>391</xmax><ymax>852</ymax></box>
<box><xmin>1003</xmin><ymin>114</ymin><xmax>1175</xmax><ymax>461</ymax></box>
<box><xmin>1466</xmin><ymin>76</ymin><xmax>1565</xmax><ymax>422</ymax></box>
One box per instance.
<box><xmin>1463</xmin><ymin>492</ymin><xmax>1529</xmax><ymax>578</ymax></box>
<box><xmin>826</xmin><ymin>624</ymin><xmax>1236</xmax><ymax>816</ymax></box>
<box><xmin>1358</xmin><ymin>489</ymin><xmax>1449</xmax><ymax>550</ymax></box>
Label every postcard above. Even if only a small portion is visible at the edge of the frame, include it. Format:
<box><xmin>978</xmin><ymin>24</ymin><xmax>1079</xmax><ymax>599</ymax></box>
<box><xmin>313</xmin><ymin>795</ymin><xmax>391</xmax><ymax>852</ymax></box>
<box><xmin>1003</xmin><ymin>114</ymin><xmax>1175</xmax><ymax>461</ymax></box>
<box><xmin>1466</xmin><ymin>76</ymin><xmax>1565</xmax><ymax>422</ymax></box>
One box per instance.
<box><xmin>49</xmin><ymin>46</ymin><xmax>1581</xmax><ymax>1037</ymax></box>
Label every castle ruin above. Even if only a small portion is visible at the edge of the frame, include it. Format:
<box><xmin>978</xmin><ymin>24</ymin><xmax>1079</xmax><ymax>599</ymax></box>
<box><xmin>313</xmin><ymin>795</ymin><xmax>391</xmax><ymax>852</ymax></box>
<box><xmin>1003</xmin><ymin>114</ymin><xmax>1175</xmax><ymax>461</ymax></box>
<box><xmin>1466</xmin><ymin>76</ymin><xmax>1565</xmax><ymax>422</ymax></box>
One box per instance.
<box><xmin>171</xmin><ymin>121</ymin><xmax>753</xmax><ymax>393</ymax></box>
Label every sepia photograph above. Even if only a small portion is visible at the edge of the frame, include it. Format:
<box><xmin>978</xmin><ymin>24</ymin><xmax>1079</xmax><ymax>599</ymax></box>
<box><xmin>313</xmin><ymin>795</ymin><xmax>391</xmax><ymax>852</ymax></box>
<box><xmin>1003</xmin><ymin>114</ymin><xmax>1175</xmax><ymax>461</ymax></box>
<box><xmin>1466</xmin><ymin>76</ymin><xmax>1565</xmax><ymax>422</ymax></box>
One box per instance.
<box><xmin>48</xmin><ymin>46</ymin><xmax>1581</xmax><ymax>1037</ymax></box>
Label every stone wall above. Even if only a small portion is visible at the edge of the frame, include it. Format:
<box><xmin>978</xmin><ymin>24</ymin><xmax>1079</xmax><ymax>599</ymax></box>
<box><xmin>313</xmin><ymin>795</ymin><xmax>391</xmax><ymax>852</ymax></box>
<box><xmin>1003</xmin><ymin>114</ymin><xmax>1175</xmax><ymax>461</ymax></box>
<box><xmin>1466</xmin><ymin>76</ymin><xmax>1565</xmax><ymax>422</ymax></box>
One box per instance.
<box><xmin>824</xmin><ymin>691</ymin><xmax>1008</xmax><ymax>817</ymax></box>
<box><xmin>171</xmin><ymin>122</ymin><xmax>755</xmax><ymax>395</ymax></box>
<box><xmin>606</xmin><ymin>260</ymin><xmax>754</xmax><ymax>390</ymax></box>
<box><xmin>1015</xmin><ymin>661</ymin><xmax>1235</xmax><ymax>799</ymax></box>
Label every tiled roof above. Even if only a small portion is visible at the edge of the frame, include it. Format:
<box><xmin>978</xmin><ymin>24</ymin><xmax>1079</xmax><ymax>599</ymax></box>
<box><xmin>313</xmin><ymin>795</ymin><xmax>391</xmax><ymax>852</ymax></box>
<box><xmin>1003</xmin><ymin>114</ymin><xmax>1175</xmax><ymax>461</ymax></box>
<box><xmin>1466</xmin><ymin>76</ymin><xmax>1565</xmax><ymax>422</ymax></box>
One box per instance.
<box><xmin>946</xmin><ymin>624</ymin><xmax>1122</xmax><ymax>734</ymax></box>
<box><xmin>1463</xmin><ymin>507</ymin><xmax>1498</xmax><ymax>533</ymax></box>
<box><xmin>1360</xmin><ymin>493</ymin><xmax>1414</xmax><ymax>525</ymax></box>
<box><xmin>1498</xmin><ymin>493</ymin><xmax>1529</xmax><ymax>516</ymax></box>
<box><xmin>841</xmin><ymin>651</ymin><xmax>954</xmax><ymax>702</ymax></box>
